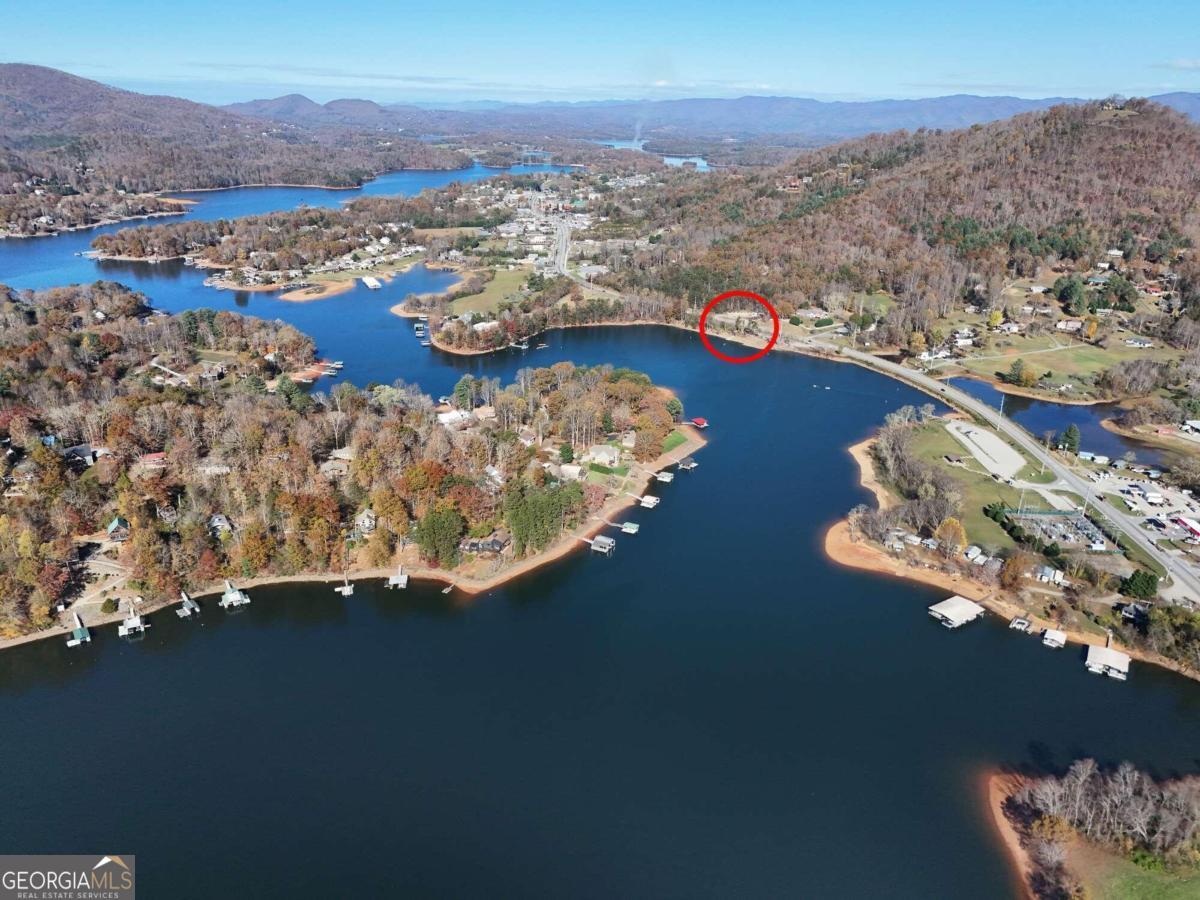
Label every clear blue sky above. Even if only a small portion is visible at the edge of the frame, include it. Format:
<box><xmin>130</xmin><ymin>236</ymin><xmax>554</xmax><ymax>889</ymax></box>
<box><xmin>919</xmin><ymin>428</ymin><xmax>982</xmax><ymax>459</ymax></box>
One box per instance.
<box><xmin>6</xmin><ymin>0</ymin><xmax>1199</xmax><ymax>104</ymax></box>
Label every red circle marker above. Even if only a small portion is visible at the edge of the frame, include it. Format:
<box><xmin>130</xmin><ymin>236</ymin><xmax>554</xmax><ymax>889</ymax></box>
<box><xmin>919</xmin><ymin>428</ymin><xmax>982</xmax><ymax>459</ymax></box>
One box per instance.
<box><xmin>698</xmin><ymin>290</ymin><xmax>780</xmax><ymax>364</ymax></box>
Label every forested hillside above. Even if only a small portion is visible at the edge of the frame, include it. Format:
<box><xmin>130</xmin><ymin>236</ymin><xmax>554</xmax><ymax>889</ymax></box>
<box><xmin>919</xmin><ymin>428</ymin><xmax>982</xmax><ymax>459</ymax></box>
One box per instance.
<box><xmin>0</xmin><ymin>282</ymin><xmax>680</xmax><ymax>636</ymax></box>
<box><xmin>616</xmin><ymin>100</ymin><xmax>1200</xmax><ymax>344</ymax></box>
<box><xmin>0</xmin><ymin>65</ymin><xmax>470</xmax><ymax>235</ymax></box>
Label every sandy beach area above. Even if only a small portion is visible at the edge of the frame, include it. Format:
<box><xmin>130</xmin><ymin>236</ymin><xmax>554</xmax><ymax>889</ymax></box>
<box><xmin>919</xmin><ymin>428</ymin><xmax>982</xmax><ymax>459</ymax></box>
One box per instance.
<box><xmin>823</xmin><ymin>437</ymin><xmax>1198</xmax><ymax>681</ymax></box>
<box><xmin>984</xmin><ymin>771</ymin><xmax>1036</xmax><ymax>900</ymax></box>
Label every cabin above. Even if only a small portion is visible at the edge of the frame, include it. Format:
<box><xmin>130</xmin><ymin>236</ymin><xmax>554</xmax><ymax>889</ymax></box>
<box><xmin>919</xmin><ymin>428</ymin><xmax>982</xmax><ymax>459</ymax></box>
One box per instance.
<box><xmin>437</xmin><ymin>409</ymin><xmax>473</xmax><ymax>429</ymax></box>
<box><xmin>354</xmin><ymin>509</ymin><xmax>378</xmax><ymax>536</ymax></box>
<box><xmin>1085</xmin><ymin>645</ymin><xmax>1130</xmax><ymax>680</ymax></box>
<box><xmin>928</xmin><ymin>595</ymin><xmax>985</xmax><ymax>629</ymax></box>
<box><xmin>208</xmin><ymin>513</ymin><xmax>233</xmax><ymax>538</ymax></box>
<box><xmin>1056</xmin><ymin>318</ymin><xmax>1085</xmax><ymax>332</ymax></box>
<box><xmin>106</xmin><ymin>516</ymin><xmax>130</xmax><ymax>543</ymax></box>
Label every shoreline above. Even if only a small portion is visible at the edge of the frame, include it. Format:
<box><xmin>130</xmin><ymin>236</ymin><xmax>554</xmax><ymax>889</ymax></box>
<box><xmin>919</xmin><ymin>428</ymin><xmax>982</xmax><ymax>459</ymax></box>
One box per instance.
<box><xmin>2</xmin><ymin>208</ymin><xmax>188</xmax><ymax>241</ymax></box>
<box><xmin>823</xmin><ymin>437</ymin><xmax>1199</xmax><ymax>682</ymax></box>
<box><xmin>0</xmin><ymin>426</ymin><xmax>706</xmax><ymax>653</ymax></box>
<box><xmin>984</xmin><ymin>771</ymin><xmax>1037</xmax><ymax>900</ymax></box>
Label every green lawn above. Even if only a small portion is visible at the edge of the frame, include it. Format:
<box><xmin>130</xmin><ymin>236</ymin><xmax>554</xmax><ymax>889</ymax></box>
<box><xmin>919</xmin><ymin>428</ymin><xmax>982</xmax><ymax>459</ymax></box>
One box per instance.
<box><xmin>450</xmin><ymin>267</ymin><xmax>530</xmax><ymax>315</ymax></box>
<box><xmin>908</xmin><ymin>423</ymin><xmax>1046</xmax><ymax>548</ymax></box>
<box><xmin>588</xmin><ymin>463</ymin><xmax>630</xmax><ymax>477</ymax></box>
<box><xmin>662</xmin><ymin>430</ymin><xmax>687</xmax><ymax>453</ymax></box>
<box><xmin>953</xmin><ymin>336</ymin><xmax>1179</xmax><ymax>397</ymax></box>
<box><xmin>1075</xmin><ymin>845</ymin><xmax>1200</xmax><ymax>900</ymax></box>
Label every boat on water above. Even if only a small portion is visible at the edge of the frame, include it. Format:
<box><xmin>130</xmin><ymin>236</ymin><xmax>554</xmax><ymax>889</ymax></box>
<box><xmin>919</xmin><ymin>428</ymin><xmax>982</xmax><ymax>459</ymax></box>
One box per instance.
<box><xmin>421</xmin><ymin>340</ymin><xmax>432</xmax><ymax>347</ymax></box>
<box><xmin>536</xmin><ymin>342</ymin><xmax>549</xmax><ymax>349</ymax></box>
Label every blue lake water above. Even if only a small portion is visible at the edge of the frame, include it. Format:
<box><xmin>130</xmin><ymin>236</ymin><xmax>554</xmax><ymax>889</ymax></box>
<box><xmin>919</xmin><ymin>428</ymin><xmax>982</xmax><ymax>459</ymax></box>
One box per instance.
<box><xmin>0</xmin><ymin>173</ymin><xmax>1196</xmax><ymax>898</ymax></box>
<box><xmin>595</xmin><ymin>139</ymin><xmax>711</xmax><ymax>171</ymax></box>
<box><xmin>949</xmin><ymin>376</ymin><xmax>1170</xmax><ymax>468</ymax></box>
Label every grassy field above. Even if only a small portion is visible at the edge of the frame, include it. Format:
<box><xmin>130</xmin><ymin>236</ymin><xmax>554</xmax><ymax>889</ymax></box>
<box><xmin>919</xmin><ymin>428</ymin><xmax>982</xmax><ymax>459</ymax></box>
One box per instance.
<box><xmin>662</xmin><ymin>430</ymin><xmax>687</xmax><ymax>453</ymax></box>
<box><xmin>951</xmin><ymin>335</ymin><xmax>1179</xmax><ymax>396</ymax></box>
<box><xmin>907</xmin><ymin>423</ymin><xmax>1043</xmax><ymax>548</ymax></box>
<box><xmin>1073</xmin><ymin>842</ymin><xmax>1200</xmax><ymax>900</ymax></box>
<box><xmin>450</xmin><ymin>267</ymin><xmax>529</xmax><ymax>315</ymax></box>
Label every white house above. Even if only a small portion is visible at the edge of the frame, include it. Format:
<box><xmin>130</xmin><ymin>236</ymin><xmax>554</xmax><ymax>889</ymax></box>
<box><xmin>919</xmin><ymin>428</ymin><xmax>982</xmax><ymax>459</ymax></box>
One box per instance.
<box><xmin>584</xmin><ymin>445</ymin><xmax>622</xmax><ymax>467</ymax></box>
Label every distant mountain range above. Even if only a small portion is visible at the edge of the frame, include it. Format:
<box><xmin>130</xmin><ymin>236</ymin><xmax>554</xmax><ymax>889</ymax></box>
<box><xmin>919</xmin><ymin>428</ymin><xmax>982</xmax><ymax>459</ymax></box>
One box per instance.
<box><xmin>0</xmin><ymin>64</ymin><xmax>469</xmax><ymax>195</ymax></box>
<box><xmin>225</xmin><ymin>91</ymin><xmax>1200</xmax><ymax>142</ymax></box>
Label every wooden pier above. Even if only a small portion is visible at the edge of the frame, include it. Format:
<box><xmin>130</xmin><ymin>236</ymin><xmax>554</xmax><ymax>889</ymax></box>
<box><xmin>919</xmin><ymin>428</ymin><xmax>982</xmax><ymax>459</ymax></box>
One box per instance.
<box><xmin>387</xmin><ymin>566</ymin><xmax>409</xmax><ymax>589</ymax></box>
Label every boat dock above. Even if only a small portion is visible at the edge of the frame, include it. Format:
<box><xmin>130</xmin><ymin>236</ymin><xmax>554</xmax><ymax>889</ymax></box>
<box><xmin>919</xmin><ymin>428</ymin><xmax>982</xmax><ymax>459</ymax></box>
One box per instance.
<box><xmin>118</xmin><ymin>598</ymin><xmax>149</xmax><ymax>638</ymax></box>
<box><xmin>176</xmin><ymin>591</ymin><xmax>200</xmax><ymax>618</ymax></box>
<box><xmin>362</xmin><ymin>276</ymin><xmax>382</xmax><ymax>290</ymax></box>
<box><xmin>579</xmin><ymin>535</ymin><xmax>616</xmax><ymax>555</ymax></box>
<box><xmin>638</xmin><ymin>495</ymin><xmax>660</xmax><ymax>509</ymax></box>
<box><xmin>219</xmin><ymin>580</ymin><xmax>251</xmax><ymax>609</ymax></box>
<box><xmin>928</xmin><ymin>595</ymin><xmax>985</xmax><ymax>629</ymax></box>
<box><xmin>66</xmin><ymin>612</ymin><xmax>91</xmax><ymax>648</ymax></box>
<box><xmin>1042</xmin><ymin>628</ymin><xmax>1066</xmax><ymax>649</ymax></box>
<box><xmin>1085</xmin><ymin>634</ymin><xmax>1130</xmax><ymax>680</ymax></box>
<box><xmin>387</xmin><ymin>566</ymin><xmax>409</xmax><ymax>589</ymax></box>
<box><xmin>334</xmin><ymin>576</ymin><xmax>354</xmax><ymax>597</ymax></box>
<box><xmin>654</xmin><ymin>471</ymin><xmax>674</xmax><ymax>483</ymax></box>
<box><xmin>677</xmin><ymin>457</ymin><xmax>698</xmax><ymax>471</ymax></box>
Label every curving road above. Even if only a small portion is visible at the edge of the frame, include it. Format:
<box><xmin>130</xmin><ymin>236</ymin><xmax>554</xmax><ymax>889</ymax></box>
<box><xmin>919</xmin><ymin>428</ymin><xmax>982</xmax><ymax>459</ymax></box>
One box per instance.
<box><xmin>810</xmin><ymin>340</ymin><xmax>1200</xmax><ymax>604</ymax></box>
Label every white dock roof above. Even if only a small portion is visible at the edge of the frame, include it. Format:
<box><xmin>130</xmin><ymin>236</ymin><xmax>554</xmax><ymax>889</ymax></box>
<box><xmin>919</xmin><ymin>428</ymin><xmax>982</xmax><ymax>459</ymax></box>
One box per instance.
<box><xmin>1086</xmin><ymin>645</ymin><xmax>1131</xmax><ymax>674</ymax></box>
<box><xmin>928</xmin><ymin>595</ymin><xmax>985</xmax><ymax>627</ymax></box>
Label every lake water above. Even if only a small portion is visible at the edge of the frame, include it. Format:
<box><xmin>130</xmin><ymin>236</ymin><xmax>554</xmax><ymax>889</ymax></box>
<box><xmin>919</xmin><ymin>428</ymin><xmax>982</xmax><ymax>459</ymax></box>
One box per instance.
<box><xmin>596</xmin><ymin>139</ymin><xmax>711</xmax><ymax>171</ymax></box>
<box><xmin>949</xmin><ymin>377</ymin><xmax>1171</xmax><ymax>468</ymax></box>
<box><xmin>1</xmin><ymin>177</ymin><xmax>1198</xmax><ymax>898</ymax></box>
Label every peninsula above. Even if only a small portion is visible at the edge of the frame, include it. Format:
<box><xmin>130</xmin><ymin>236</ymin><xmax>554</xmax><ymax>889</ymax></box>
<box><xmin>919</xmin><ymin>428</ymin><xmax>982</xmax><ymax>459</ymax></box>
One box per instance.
<box><xmin>0</xmin><ymin>281</ymin><xmax>702</xmax><ymax>647</ymax></box>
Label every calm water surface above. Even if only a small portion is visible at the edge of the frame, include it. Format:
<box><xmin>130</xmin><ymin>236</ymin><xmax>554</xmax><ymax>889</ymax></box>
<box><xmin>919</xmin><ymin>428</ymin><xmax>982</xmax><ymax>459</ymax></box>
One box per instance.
<box><xmin>0</xmin><ymin>179</ymin><xmax>1197</xmax><ymax>899</ymax></box>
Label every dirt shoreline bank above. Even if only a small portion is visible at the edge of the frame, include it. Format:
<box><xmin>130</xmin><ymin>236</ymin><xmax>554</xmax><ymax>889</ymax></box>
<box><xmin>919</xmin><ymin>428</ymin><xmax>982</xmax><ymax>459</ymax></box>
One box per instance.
<box><xmin>0</xmin><ymin>427</ymin><xmax>706</xmax><ymax>653</ymax></box>
<box><xmin>985</xmin><ymin>771</ymin><xmax>1037</xmax><ymax>900</ymax></box>
<box><xmin>823</xmin><ymin>437</ymin><xmax>1198</xmax><ymax>682</ymax></box>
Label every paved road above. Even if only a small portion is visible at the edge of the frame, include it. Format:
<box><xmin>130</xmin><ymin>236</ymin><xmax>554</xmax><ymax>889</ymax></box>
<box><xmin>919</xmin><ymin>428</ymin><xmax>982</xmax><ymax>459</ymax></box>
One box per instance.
<box><xmin>814</xmin><ymin>341</ymin><xmax>1200</xmax><ymax>604</ymax></box>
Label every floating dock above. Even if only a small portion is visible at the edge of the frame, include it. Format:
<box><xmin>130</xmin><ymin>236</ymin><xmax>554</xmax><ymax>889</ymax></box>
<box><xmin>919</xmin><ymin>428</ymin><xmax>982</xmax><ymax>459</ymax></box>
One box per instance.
<box><xmin>638</xmin><ymin>495</ymin><xmax>660</xmax><ymax>509</ymax></box>
<box><xmin>334</xmin><ymin>577</ymin><xmax>354</xmax><ymax>597</ymax></box>
<box><xmin>583</xmin><ymin>535</ymin><xmax>616</xmax><ymax>555</ymax></box>
<box><xmin>620</xmin><ymin>522</ymin><xmax>640</xmax><ymax>534</ymax></box>
<box><xmin>66</xmin><ymin>612</ymin><xmax>91</xmax><ymax>648</ymax></box>
<box><xmin>1008</xmin><ymin>617</ymin><xmax>1030</xmax><ymax>632</ymax></box>
<box><xmin>176</xmin><ymin>591</ymin><xmax>200</xmax><ymax>618</ymax></box>
<box><xmin>677</xmin><ymin>457</ymin><xmax>698</xmax><ymax>471</ymax></box>
<box><xmin>387</xmin><ymin>566</ymin><xmax>409</xmax><ymax>589</ymax></box>
<box><xmin>118</xmin><ymin>599</ymin><xmax>149</xmax><ymax>638</ymax></box>
<box><xmin>1042</xmin><ymin>628</ymin><xmax>1067</xmax><ymax>649</ymax></box>
<box><xmin>928</xmin><ymin>595</ymin><xmax>985</xmax><ymax>629</ymax></box>
<box><xmin>654</xmin><ymin>471</ymin><xmax>674</xmax><ymax>483</ymax></box>
<box><xmin>219</xmin><ymin>580</ymin><xmax>251</xmax><ymax>609</ymax></box>
<box><xmin>361</xmin><ymin>276</ymin><xmax>382</xmax><ymax>290</ymax></box>
<box><xmin>1085</xmin><ymin>638</ymin><xmax>1130</xmax><ymax>680</ymax></box>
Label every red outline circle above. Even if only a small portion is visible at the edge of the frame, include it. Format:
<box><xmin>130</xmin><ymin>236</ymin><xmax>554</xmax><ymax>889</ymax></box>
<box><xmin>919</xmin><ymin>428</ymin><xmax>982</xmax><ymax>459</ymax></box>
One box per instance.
<box><xmin>698</xmin><ymin>291</ymin><xmax>780</xmax><ymax>363</ymax></box>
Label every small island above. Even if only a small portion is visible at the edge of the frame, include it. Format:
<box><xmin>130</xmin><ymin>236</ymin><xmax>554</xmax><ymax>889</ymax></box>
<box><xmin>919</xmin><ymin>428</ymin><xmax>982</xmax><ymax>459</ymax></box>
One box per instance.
<box><xmin>0</xmin><ymin>280</ymin><xmax>703</xmax><ymax>648</ymax></box>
